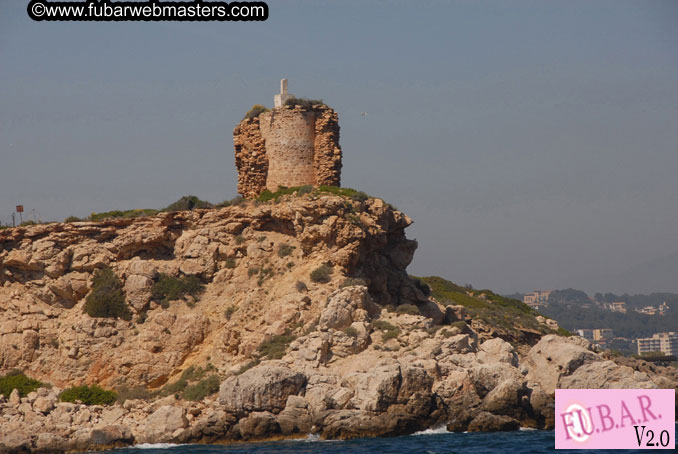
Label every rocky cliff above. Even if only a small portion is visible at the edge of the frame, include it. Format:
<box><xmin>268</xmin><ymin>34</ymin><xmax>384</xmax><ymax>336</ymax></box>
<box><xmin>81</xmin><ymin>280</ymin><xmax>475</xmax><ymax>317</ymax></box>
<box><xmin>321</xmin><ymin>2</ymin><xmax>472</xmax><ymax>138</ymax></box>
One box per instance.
<box><xmin>0</xmin><ymin>192</ymin><xmax>676</xmax><ymax>453</ymax></box>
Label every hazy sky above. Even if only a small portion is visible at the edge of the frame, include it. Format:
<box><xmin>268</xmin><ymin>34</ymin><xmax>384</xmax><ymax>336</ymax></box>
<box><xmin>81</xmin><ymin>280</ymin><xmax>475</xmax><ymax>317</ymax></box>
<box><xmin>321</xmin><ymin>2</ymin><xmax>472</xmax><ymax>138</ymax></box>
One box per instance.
<box><xmin>1</xmin><ymin>0</ymin><xmax>677</xmax><ymax>294</ymax></box>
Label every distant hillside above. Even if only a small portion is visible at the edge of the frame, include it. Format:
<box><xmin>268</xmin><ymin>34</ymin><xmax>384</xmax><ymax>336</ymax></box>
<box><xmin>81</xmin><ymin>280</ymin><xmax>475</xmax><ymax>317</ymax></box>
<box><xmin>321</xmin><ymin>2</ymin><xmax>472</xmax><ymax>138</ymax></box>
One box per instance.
<box><xmin>540</xmin><ymin>289</ymin><xmax>678</xmax><ymax>339</ymax></box>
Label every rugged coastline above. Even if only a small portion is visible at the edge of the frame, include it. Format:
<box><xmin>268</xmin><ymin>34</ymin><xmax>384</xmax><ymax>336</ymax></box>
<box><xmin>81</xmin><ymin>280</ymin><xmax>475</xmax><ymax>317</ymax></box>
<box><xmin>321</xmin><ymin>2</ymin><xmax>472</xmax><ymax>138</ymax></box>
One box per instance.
<box><xmin>1</xmin><ymin>193</ymin><xmax>677</xmax><ymax>453</ymax></box>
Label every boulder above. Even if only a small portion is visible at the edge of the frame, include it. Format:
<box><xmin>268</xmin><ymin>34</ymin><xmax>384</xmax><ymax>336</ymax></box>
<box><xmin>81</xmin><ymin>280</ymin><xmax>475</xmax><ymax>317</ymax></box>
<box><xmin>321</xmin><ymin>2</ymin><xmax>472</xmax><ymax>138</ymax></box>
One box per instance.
<box><xmin>319</xmin><ymin>286</ymin><xmax>379</xmax><ymax>330</ymax></box>
<box><xmin>478</xmin><ymin>338</ymin><xmax>518</xmax><ymax>367</ymax></box>
<box><xmin>35</xmin><ymin>433</ymin><xmax>67</xmax><ymax>452</ymax></box>
<box><xmin>481</xmin><ymin>378</ymin><xmax>525</xmax><ymax>415</ymax></box>
<box><xmin>219</xmin><ymin>365</ymin><xmax>306</xmax><ymax>414</ymax></box>
<box><xmin>8</xmin><ymin>388</ymin><xmax>20</xmax><ymax>406</ymax></box>
<box><xmin>142</xmin><ymin>406</ymin><xmax>187</xmax><ymax>442</ymax></box>
<box><xmin>559</xmin><ymin>360</ymin><xmax>657</xmax><ymax>389</ymax></box>
<box><xmin>524</xmin><ymin>334</ymin><xmax>599</xmax><ymax>394</ymax></box>
<box><xmin>467</xmin><ymin>412</ymin><xmax>520</xmax><ymax>432</ymax></box>
<box><xmin>90</xmin><ymin>424</ymin><xmax>134</xmax><ymax>447</ymax></box>
<box><xmin>237</xmin><ymin>411</ymin><xmax>279</xmax><ymax>439</ymax></box>
<box><xmin>33</xmin><ymin>395</ymin><xmax>56</xmax><ymax>414</ymax></box>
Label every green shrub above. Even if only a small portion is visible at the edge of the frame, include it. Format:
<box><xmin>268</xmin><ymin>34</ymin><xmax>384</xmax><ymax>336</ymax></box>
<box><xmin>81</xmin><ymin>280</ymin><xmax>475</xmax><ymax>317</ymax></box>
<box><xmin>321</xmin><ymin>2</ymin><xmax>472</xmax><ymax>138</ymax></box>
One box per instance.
<box><xmin>0</xmin><ymin>370</ymin><xmax>43</xmax><ymax>398</ymax></box>
<box><xmin>257</xmin><ymin>267</ymin><xmax>273</xmax><ymax>286</ymax></box>
<box><xmin>60</xmin><ymin>385</ymin><xmax>117</xmax><ymax>405</ymax></box>
<box><xmin>395</xmin><ymin>304</ymin><xmax>421</xmax><ymax>316</ymax></box>
<box><xmin>284</xmin><ymin>97</ymin><xmax>324</xmax><ymax>109</ymax></box>
<box><xmin>136</xmin><ymin>312</ymin><xmax>148</xmax><ymax>324</ymax></box>
<box><xmin>236</xmin><ymin>359</ymin><xmax>261</xmax><ymax>375</ymax></box>
<box><xmin>296</xmin><ymin>280</ymin><xmax>308</xmax><ymax>292</ymax></box>
<box><xmin>257</xmin><ymin>186</ymin><xmax>304</xmax><ymax>202</ymax></box>
<box><xmin>224</xmin><ymin>305</ymin><xmax>237</xmax><ymax>320</ymax></box>
<box><xmin>315</xmin><ymin>185</ymin><xmax>370</xmax><ymax>202</ymax></box>
<box><xmin>90</xmin><ymin>209</ymin><xmax>159</xmax><ymax>221</ymax></box>
<box><xmin>151</xmin><ymin>274</ymin><xmax>204</xmax><ymax>307</ymax></box>
<box><xmin>310</xmin><ymin>264</ymin><xmax>332</xmax><ymax>283</ymax></box>
<box><xmin>229</xmin><ymin>196</ymin><xmax>246</xmax><ymax>206</ymax></box>
<box><xmin>234</xmin><ymin>235</ymin><xmax>245</xmax><ymax>245</ymax></box>
<box><xmin>163</xmin><ymin>195</ymin><xmax>213</xmax><ymax>212</ymax></box>
<box><xmin>298</xmin><ymin>185</ymin><xmax>313</xmax><ymax>195</ymax></box>
<box><xmin>180</xmin><ymin>365</ymin><xmax>208</xmax><ymax>382</ymax></box>
<box><xmin>158</xmin><ymin>378</ymin><xmax>188</xmax><ymax>397</ymax></box>
<box><xmin>183</xmin><ymin>375</ymin><xmax>220</xmax><ymax>401</ymax></box>
<box><xmin>84</xmin><ymin>267</ymin><xmax>132</xmax><ymax>321</ymax></box>
<box><xmin>64</xmin><ymin>216</ymin><xmax>83</xmax><ymax>223</ymax></box>
<box><xmin>344</xmin><ymin>326</ymin><xmax>359</xmax><ymax>338</ymax></box>
<box><xmin>257</xmin><ymin>331</ymin><xmax>296</xmax><ymax>360</ymax></box>
<box><xmin>340</xmin><ymin>277</ymin><xmax>368</xmax><ymax>288</ymax></box>
<box><xmin>248</xmin><ymin>267</ymin><xmax>259</xmax><ymax>277</ymax></box>
<box><xmin>277</xmin><ymin>244</ymin><xmax>295</xmax><ymax>258</ymax></box>
<box><xmin>244</xmin><ymin>104</ymin><xmax>270</xmax><ymax>120</ymax></box>
<box><xmin>557</xmin><ymin>326</ymin><xmax>573</xmax><ymax>336</ymax></box>
<box><xmin>382</xmin><ymin>328</ymin><xmax>401</xmax><ymax>341</ymax></box>
<box><xmin>449</xmin><ymin>320</ymin><xmax>468</xmax><ymax>331</ymax></box>
<box><xmin>372</xmin><ymin>320</ymin><xmax>400</xmax><ymax>341</ymax></box>
<box><xmin>225</xmin><ymin>257</ymin><xmax>236</xmax><ymax>268</ymax></box>
<box><xmin>115</xmin><ymin>385</ymin><xmax>152</xmax><ymax>403</ymax></box>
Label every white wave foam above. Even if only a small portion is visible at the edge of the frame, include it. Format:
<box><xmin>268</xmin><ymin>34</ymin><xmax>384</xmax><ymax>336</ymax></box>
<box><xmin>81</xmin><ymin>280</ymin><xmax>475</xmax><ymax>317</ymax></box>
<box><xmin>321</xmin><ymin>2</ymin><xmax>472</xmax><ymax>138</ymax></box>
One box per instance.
<box><xmin>132</xmin><ymin>443</ymin><xmax>185</xmax><ymax>450</ymax></box>
<box><xmin>413</xmin><ymin>425</ymin><xmax>450</xmax><ymax>436</ymax></box>
<box><xmin>519</xmin><ymin>427</ymin><xmax>537</xmax><ymax>431</ymax></box>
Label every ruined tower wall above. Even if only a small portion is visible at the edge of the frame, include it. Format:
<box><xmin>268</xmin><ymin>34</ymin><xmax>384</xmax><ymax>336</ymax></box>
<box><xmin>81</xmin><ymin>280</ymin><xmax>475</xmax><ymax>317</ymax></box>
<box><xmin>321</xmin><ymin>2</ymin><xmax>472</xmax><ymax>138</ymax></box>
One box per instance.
<box><xmin>233</xmin><ymin>104</ymin><xmax>342</xmax><ymax>197</ymax></box>
<box><xmin>259</xmin><ymin>108</ymin><xmax>316</xmax><ymax>191</ymax></box>
<box><xmin>233</xmin><ymin>117</ymin><xmax>268</xmax><ymax>198</ymax></box>
<box><xmin>313</xmin><ymin>107</ymin><xmax>342</xmax><ymax>187</ymax></box>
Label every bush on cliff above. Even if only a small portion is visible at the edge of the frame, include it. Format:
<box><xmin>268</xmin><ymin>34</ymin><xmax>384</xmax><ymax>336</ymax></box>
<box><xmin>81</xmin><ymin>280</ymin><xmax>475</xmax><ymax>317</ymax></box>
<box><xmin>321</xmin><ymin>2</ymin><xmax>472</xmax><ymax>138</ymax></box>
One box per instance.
<box><xmin>244</xmin><ymin>104</ymin><xmax>270</xmax><ymax>119</ymax></box>
<box><xmin>60</xmin><ymin>385</ymin><xmax>117</xmax><ymax>405</ymax></box>
<box><xmin>257</xmin><ymin>331</ymin><xmax>296</xmax><ymax>360</ymax></box>
<box><xmin>277</xmin><ymin>243</ymin><xmax>295</xmax><ymax>258</ymax></box>
<box><xmin>372</xmin><ymin>320</ymin><xmax>400</xmax><ymax>341</ymax></box>
<box><xmin>151</xmin><ymin>274</ymin><xmax>204</xmax><ymax>308</ymax></box>
<box><xmin>84</xmin><ymin>267</ymin><xmax>132</xmax><ymax>321</ymax></box>
<box><xmin>284</xmin><ymin>97</ymin><xmax>324</xmax><ymax>109</ymax></box>
<box><xmin>310</xmin><ymin>264</ymin><xmax>333</xmax><ymax>283</ymax></box>
<box><xmin>395</xmin><ymin>304</ymin><xmax>421</xmax><ymax>316</ymax></box>
<box><xmin>183</xmin><ymin>375</ymin><xmax>220</xmax><ymax>401</ymax></box>
<box><xmin>163</xmin><ymin>195</ymin><xmax>213</xmax><ymax>212</ymax></box>
<box><xmin>0</xmin><ymin>370</ymin><xmax>44</xmax><ymax>398</ymax></box>
<box><xmin>89</xmin><ymin>209</ymin><xmax>159</xmax><ymax>221</ymax></box>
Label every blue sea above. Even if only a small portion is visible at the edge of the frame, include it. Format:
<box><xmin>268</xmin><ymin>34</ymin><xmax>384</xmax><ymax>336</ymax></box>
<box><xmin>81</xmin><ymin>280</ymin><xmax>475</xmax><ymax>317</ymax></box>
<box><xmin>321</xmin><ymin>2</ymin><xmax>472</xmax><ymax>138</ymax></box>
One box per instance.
<box><xmin>100</xmin><ymin>426</ymin><xmax>676</xmax><ymax>454</ymax></box>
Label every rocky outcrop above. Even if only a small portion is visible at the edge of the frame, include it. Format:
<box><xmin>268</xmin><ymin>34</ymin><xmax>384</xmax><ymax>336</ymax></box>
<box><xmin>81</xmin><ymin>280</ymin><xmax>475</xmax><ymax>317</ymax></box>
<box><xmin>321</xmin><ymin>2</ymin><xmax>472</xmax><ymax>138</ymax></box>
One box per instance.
<box><xmin>0</xmin><ymin>195</ymin><xmax>419</xmax><ymax>387</ymax></box>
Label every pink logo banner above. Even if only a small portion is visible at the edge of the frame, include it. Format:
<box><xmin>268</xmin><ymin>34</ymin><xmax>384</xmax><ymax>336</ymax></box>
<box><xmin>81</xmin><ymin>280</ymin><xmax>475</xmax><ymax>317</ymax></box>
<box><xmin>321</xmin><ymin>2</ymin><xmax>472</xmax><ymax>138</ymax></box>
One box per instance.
<box><xmin>555</xmin><ymin>389</ymin><xmax>675</xmax><ymax>449</ymax></box>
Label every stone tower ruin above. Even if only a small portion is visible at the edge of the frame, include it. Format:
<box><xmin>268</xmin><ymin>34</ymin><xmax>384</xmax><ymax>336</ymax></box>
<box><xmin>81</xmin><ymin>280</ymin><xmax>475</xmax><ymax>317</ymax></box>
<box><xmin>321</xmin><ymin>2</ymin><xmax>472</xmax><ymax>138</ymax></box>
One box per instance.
<box><xmin>233</xmin><ymin>79</ymin><xmax>342</xmax><ymax>198</ymax></box>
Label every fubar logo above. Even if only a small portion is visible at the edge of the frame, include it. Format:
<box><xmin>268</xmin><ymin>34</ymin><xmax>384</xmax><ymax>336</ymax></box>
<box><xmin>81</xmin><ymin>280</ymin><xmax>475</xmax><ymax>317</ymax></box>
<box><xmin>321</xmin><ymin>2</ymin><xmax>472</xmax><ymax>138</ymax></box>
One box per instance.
<box><xmin>555</xmin><ymin>389</ymin><xmax>675</xmax><ymax>449</ymax></box>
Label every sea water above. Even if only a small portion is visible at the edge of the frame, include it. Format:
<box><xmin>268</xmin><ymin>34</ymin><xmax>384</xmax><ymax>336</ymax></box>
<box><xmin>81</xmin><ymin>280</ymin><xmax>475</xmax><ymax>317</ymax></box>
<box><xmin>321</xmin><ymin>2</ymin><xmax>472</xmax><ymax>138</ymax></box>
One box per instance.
<box><xmin>99</xmin><ymin>426</ymin><xmax>676</xmax><ymax>454</ymax></box>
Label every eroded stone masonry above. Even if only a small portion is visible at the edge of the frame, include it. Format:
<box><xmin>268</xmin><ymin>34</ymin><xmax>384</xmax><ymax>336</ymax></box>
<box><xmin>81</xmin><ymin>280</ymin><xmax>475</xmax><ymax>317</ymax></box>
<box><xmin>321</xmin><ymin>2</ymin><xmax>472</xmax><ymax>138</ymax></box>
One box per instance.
<box><xmin>233</xmin><ymin>79</ymin><xmax>342</xmax><ymax>198</ymax></box>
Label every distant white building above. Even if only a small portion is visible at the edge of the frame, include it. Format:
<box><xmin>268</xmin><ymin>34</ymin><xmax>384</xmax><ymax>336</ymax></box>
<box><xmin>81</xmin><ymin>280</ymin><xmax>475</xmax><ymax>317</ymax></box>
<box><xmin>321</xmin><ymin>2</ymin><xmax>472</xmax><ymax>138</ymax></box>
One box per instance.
<box><xmin>524</xmin><ymin>290</ymin><xmax>551</xmax><ymax>308</ymax></box>
<box><xmin>576</xmin><ymin>328</ymin><xmax>614</xmax><ymax>341</ymax></box>
<box><xmin>636</xmin><ymin>332</ymin><xmax>678</xmax><ymax>356</ymax></box>
<box><xmin>609</xmin><ymin>301</ymin><xmax>627</xmax><ymax>314</ymax></box>
<box><xmin>635</xmin><ymin>302</ymin><xmax>669</xmax><ymax>316</ymax></box>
